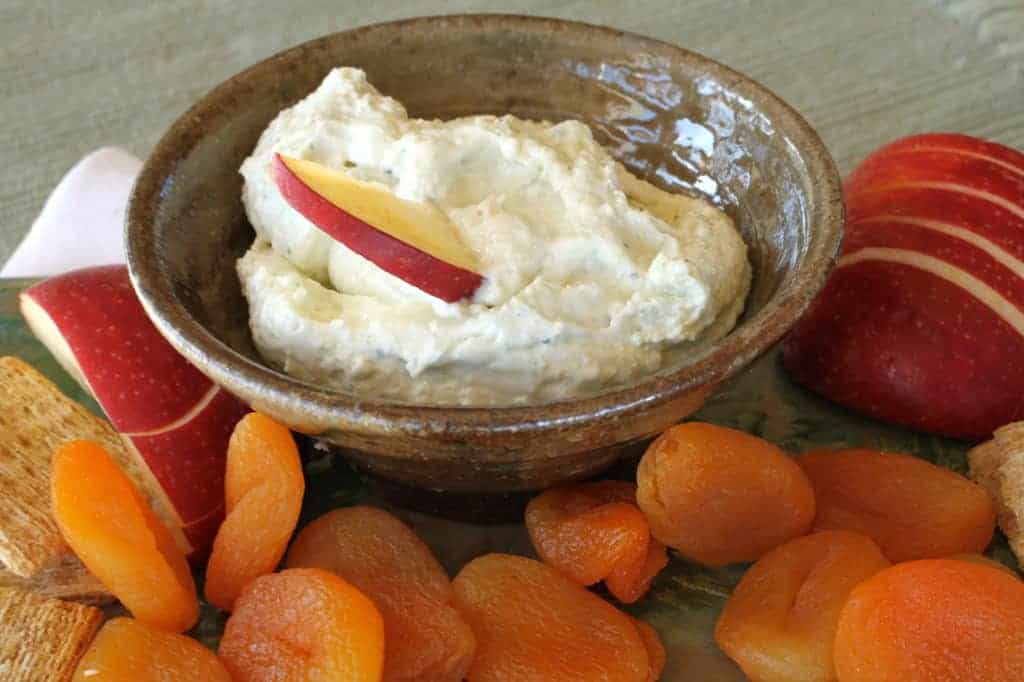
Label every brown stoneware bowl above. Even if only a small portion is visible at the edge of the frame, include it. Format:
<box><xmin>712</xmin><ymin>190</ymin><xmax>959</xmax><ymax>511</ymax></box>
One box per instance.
<box><xmin>126</xmin><ymin>14</ymin><xmax>844</xmax><ymax>494</ymax></box>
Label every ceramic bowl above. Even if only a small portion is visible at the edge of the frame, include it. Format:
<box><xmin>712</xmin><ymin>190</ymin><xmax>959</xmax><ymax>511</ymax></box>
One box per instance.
<box><xmin>126</xmin><ymin>14</ymin><xmax>843</xmax><ymax>494</ymax></box>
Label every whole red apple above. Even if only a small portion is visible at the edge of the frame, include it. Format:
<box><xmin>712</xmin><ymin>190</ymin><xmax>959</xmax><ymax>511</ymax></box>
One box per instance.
<box><xmin>783</xmin><ymin>133</ymin><xmax>1024</xmax><ymax>440</ymax></box>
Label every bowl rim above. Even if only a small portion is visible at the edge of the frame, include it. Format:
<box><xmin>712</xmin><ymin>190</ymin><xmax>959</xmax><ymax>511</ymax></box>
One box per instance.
<box><xmin>126</xmin><ymin>12</ymin><xmax>844</xmax><ymax>438</ymax></box>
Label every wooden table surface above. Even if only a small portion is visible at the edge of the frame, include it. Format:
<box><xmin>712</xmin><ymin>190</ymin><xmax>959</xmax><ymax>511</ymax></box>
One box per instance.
<box><xmin>2</xmin><ymin>0</ymin><xmax>1022</xmax><ymax>264</ymax></box>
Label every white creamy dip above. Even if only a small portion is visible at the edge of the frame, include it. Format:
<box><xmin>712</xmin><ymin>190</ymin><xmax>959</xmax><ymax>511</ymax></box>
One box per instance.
<box><xmin>238</xmin><ymin>68</ymin><xmax>751</xmax><ymax>406</ymax></box>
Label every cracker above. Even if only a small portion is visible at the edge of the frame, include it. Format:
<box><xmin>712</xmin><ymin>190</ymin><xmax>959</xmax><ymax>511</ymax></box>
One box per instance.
<box><xmin>0</xmin><ymin>356</ymin><xmax>129</xmax><ymax>577</ymax></box>
<box><xmin>0</xmin><ymin>556</ymin><xmax>111</xmax><ymax>606</ymax></box>
<box><xmin>993</xmin><ymin>422</ymin><xmax>1024</xmax><ymax>561</ymax></box>
<box><xmin>969</xmin><ymin>428</ymin><xmax>1024</xmax><ymax>564</ymax></box>
<box><xmin>967</xmin><ymin>438</ymin><xmax>1006</xmax><ymax>506</ymax></box>
<box><xmin>0</xmin><ymin>587</ymin><xmax>103</xmax><ymax>681</ymax></box>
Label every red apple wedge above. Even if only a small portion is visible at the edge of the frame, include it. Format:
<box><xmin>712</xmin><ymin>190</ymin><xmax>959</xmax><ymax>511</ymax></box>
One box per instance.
<box><xmin>783</xmin><ymin>133</ymin><xmax>1024</xmax><ymax>440</ymax></box>
<box><xmin>272</xmin><ymin>153</ymin><xmax>484</xmax><ymax>303</ymax></box>
<box><xmin>20</xmin><ymin>265</ymin><xmax>249</xmax><ymax>558</ymax></box>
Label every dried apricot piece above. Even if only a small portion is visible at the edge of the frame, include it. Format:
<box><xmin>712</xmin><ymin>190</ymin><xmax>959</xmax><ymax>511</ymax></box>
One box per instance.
<box><xmin>799</xmin><ymin>449</ymin><xmax>996</xmax><ymax>562</ymax></box>
<box><xmin>452</xmin><ymin>553</ymin><xmax>653</xmax><ymax>681</ymax></box>
<box><xmin>51</xmin><ymin>440</ymin><xmax>198</xmax><ymax>632</ymax></box>
<box><xmin>606</xmin><ymin>537</ymin><xmax>669</xmax><ymax>604</ymax></box>
<box><xmin>205</xmin><ymin>413</ymin><xmax>304</xmax><ymax>611</ymax></box>
<box><xmin>715</xmin><ymin>531</ymin><xmax>890</xmax><ymax>682</ymax></box>
<box><xmin>218</xmin><ymin>568</ymin><xmax>384</xmax><ymax>682</ymax></box>
<box><xmin>287</xmin><ymin>506</ymin><xmax>475</xmax><ymax>682</ymax></box>
<box><xmin>526</xmin><ymin>481</ymin><xmax>668</xmax><ymax>603</ymax></box>
<box><xmin>636</xmin><ymin>422</ymin><xmax>816</xmax><ymax>566</ymax></box>
<box><xmin>72</xmin><ymin>617</ymin><xmax>231</xmax><ymax>681</ymax></box>
<box><xmin>948</xmin><ymin>553</ymin><xmax>1018</xmax><ymax>577</ymax></box>
<box><xmin>834</xmin><ymin>559</ymin><xmax>1024</xmax><ymax>681</ymax></box>
<box><xmin>632</xmin><ymin>617</ymin><xmax>666</xmax><ymax>682</ymax></box>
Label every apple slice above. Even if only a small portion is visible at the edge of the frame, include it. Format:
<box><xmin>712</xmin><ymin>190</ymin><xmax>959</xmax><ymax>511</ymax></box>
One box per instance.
<box><xmin>783</xmin><ymin>133</ymin><xmax>1024</xmax><ymax>439</ymax></box>
<box><xmin>20</xmin><ymin>265</ymin><xmax>249</xmax><ymax>559</ymax></box>
<box><xmin>273</xmin><ymin>153</ymin><xmax>483</xmax><ymax>303</ymax></box>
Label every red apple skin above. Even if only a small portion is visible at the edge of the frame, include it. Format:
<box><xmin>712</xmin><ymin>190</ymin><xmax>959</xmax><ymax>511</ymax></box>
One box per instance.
<box><xmin>847</xmin><ymin>187</ymin><xmax>1024</xmax><ymax>255</ymax></box>
<box><xmin>846</xmin><ymin>141</ymin><xmax>1024</xmax><ymax>211</ymax></box>
<box><xmin>20</xmin><ymin>266</ymin><xmax>212</xmax><ymax>433</ymax></box>
<box><xmin>272</xmin><ymin>153</ymin><xmax>483</xmax><ymax>303</ymax></box>
<box><xmin>784</xmin><ymin>260</ymin><xmax>1024</xmax><ymax>438</ymax></box>
<box><xmin>20</xmin><ymin>266</ymin><xmax>249</xmax><ymax>557</ymax></box>
<box><xmin>131</xmin><ymin>387</ymin><xmax>249</xmax><ymax>553</ymax></box>
<box><xmin>840</xmin><ymin>220</ymin><xmax>1024</xmax><ymax>304</ymax></box>
<box><xmin>783</xmin><ymin>133</ymin><xmax>1024</xmax><ymax>440</ymax></box>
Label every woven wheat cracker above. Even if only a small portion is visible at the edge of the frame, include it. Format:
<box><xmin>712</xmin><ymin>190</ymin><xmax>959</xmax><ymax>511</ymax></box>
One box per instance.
<box><xmin>0</xmin><ymin>587</ymin><xmax>102</xmax><ymax>681</ymax></box>
<box><xmin>0</xmin><ymin>357</ymin><xmax>135</xmax><ymax>577</ymax></box>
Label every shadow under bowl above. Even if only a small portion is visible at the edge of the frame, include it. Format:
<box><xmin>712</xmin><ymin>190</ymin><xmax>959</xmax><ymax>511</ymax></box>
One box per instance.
<box><xmin>126</xmin><ymin>14</ymin><xmax>843</xmax><ymax>494</ymax></box>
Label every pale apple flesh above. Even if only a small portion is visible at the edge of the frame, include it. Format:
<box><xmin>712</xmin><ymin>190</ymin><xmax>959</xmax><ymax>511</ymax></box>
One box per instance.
<box><xmin>20</xmin><ymin>266</ymin><xmax>249</xmax><ymax>558</ymax></box>
<box><xmin>273</xmin><ymin>153</ymin><xmax>484</xmax><ymax>303</ymax></box>
<box><xmin>783</xmin><ymin>133</ymin><xmax>1024</xmax><ymax>440</ymax></box>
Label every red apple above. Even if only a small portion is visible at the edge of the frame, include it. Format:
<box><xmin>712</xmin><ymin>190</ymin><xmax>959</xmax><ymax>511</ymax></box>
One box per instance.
<box><xmin>783</xmin><ymin>133</ymin><xmax>1024</xmax><ymax>440</ymax></box>
<box><xmin>20</xmin><ymin>265</ymin><xmax>249</xmax><ymax>558</ymax></box>
<box><xmin>272</xmin><ymin>153</ymin><xmax>484</xmax><ymax>303</ymax></box>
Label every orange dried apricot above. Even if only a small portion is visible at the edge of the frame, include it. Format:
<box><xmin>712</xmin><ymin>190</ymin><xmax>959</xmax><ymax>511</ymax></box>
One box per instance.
<box><xmin>218</xmin><ymin>568</ymin><xmax>384</xmax><ymax>682</ymax></box>
<box><xmin>834</xmin><ymin>559</ymin><xmax>1024</xmax><ymax>681</ymax></box>
<box><xmin>632</xmin><ymin>617</ymin><xmax>667</xmax><ymax>682</ymax></box>
<box><xmin>715</xmin><ymin>531</ymin><xmax>890</xmax><ymax>682</ymax></box>
<box><xmin>51</xmin><ymin>440</ymin><xmax>198</xmax><ymax>632</ymax></box>
<box><xmin>452</xmin><ymin>553</ymin><xmax>656</xmax><ymax>682</ymax></box>
<box><xmin>636</xmin><ymin>422</ymin><xmax>816</xmax><ymax>566</ymax></box>
<box><xmin>607</xmin><ymin>538</ymin><xmax>669</xmax><ymax>604</ymax></box>
<box><xmin>287</xmin><ymin>506</ymin><xmax>475</xmax><ymax>682</ymax></box>
<box><xmin>525</xmin><ymin>481</ymin><xmax>668</xmax><ymax>603</ymax></box>
<box><xmin>948</xmin><ymin>553</ymin><xmax>1018</xmax><ymax>577</ymax></box>
<box><xmin>798</xmin><ymin>449</ymin><xmax>996</xmax><ymax>562</ymax></box>
<box><xmin>72</xmin><ymin>617</ymin><xmax>231</xmax><ymax>681</ymax></box>
<box><xmin>205</xmin><ymin>413</ymin><xmax>304</xmax><ymax>611</ymax></box>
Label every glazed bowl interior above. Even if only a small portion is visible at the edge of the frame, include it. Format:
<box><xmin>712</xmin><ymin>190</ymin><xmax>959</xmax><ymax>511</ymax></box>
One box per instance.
<box><xmin>127</xmin><ymin>14</ymin><xmax>843</xmax><ymax>493</ymax></box>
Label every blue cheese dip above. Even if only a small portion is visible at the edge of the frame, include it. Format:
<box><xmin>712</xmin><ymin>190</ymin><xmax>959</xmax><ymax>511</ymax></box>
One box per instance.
<box><xmin>238</xmin><ymin>68</ymin><xmax>751</xmax><ymax>406</ymax></box>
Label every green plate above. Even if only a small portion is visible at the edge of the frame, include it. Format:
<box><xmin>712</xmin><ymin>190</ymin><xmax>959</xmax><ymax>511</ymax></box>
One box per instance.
<box><xmin>2</xmin><ymin>278</ymin><xmax>1014</xmax><ymax>680</ymax></box>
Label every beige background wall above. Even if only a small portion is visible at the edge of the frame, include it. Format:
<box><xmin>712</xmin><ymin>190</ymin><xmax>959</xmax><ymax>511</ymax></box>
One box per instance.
<box><xmin>2</xmin><ymin>0</ymin><xmax>1022</xmax><ymax>263</ymax></box>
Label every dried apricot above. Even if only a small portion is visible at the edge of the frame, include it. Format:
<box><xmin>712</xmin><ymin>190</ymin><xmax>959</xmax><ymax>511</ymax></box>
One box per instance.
<box><xmin>606</xmin><ymin>538</ymin><xmax>669</xmax><ymax>604</ymax></box>
<box><xmin>948</xmin><ymin>553</ymin><xmax>1018</xmax><ymax>577</ymax></box>
<box><xmin>287</xmin><ymin>506</ymin><xmax>475</xmax><ymax>682</ymax></box>
<box><xmin>51</xmin><ymin>440</ymin><xmax>198</xmax><ymax>632</ymax></box>
<box><xmin>715</xmin><ymin>531</ymin><xmax>890</xmax><ymax>682</ymax></box>
<box><xmin>525</xmin><ymin>481</ymin><xmax>668</xmax><ymax>603</ymax></box>
<box><xmin>636</xmin><ymin>422</ymin><xmax>816</xmax><ymax>566</ymax></box>
<box><xmin>218</xmin><ymin>568</ymin><xmax>384</xmax><ymax>682</ymax></box>
<box><xmin>632</xmin><ymin>617</ymin><xmax>667</xmax><ymax>682</ymax></box>
<box><xmin>452</xmin><ymin>553</ymin><xmax>655</xmax><ymax>682</ymax></box>
<box><xmin>834</xmin><ymin>559</ymin><xmax>1024</xmax><ymax>681</ymax></box>
<box><xmin>72</xmin><ymin>617</ymin><xmax>231</xmax><ymax>681</ymax></box>
<box><xmin>798</xmin><ymin>449</ymin><xmax>996</xmax><ymax>562</ymax></box>
<box><xmin>205</xmin><ymin>413</ymin><xmax>304</xmax><ymax>611</ymax></box>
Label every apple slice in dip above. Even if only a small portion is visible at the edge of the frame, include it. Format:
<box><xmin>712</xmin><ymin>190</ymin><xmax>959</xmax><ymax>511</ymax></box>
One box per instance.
<box><xmin>273</xmin><ymin>153</ymin><xmax>483</xmax><ymax>303</ymax></box>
